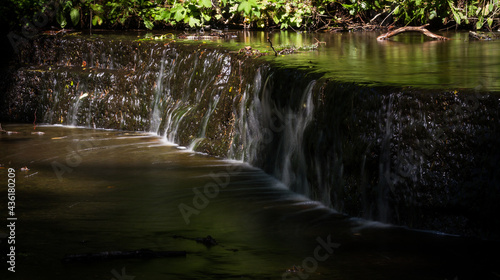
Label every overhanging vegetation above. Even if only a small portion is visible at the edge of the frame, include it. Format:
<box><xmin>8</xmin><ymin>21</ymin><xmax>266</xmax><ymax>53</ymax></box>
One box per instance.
<box><xmin>2</xmin><ymin>0</ymin><xmax>500</xmax><ymax>32</ymax></box>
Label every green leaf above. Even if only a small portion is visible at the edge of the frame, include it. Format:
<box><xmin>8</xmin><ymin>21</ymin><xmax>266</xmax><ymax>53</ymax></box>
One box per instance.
<box><xmin>238</xmin><ymin>1</ymin><xmax>252</xmax><ymax>15</ymax></box>
<box><xmin>202</xmin><ymin>12</ymin><xmax>211</xmax><ymax>22</ymax></box>
<box><xmin>172</xmin><ymin>6</ymin><xmax>186</xmax><ymax>22</ymax></box>
<box><xmin>429</xmin><ymin>10</ymin><xmax>437</xmax><ymax>20</ymax></box>
<box><xmin>341</xmin><ymin>3</ymin><xmax>353</xmax><ymax>9</ymax></box>
<box><xmin>393</xmin><ymin>5</ymin><xmax>400</xmax><ymax>15</ymax></box>
<box><xmin>461</xmin><ymin>11</ymin><xmax>468</xmax><ymax>20</ymax></box>
<box><xmin>295</xmin><ymin>18</ymin><xmax>302</xmax><ymax>27</ymax></box>
<box><xmin>92</xmin><ymin>15</ymin><xmax>103</xmax><ymax>26</ymax></box>
<box><xmin>90</xmin><ymin>3</ymin><xmax>104</xmax><ymax>14</ymax></box>
<box><xmin>155</xmin><ymin>8</ymin><xmax>171</xmax><ymax>21</ymax></box>
<box><xmin>64</xmin><ymin>1</ymin><xmax>73</xmax><ymax>10</ymax></box>
<box><xmin>188</xmin><ymin>17</ymin><xmax>201</xmax><ymax>27</ymax></box>
<box><xmin>448</xmin><ymin>0</ymin><xmax>461</xmax><ymax>24</ymax></box>
<box><xmin>483</xmin><ymin>4</ymin><xmax>490</xmax><ymax>16</ymax></box>
<box><xmin>174</xmin><ymin>11</ymin><xmax>184</xmax><ymax>21</ymax></box>
<box><xmin>144</xmin><ymin>20</ymin><xmax>154</xmax><ymax>29</ymax></box>
<box><xmin>201</xmin><ymin>0</ymin><xmax>212</xmax><ymax>8</ymax></box>
<box><xmin>272</xmin><ymin>15</ymin><xmax>279</xmax><ymax>24</ymax></box>
<box><xmin>487</xmin><ymin>17</ymin><xmax>493</xmax><ymax>27</ymax></box>
<box><xmin>476</xmin><ymin>18</ymin><xmax>484</xmax><ymax>29</ymax></box>
<box><xmin>70</xmin><ymin>8</ymin><xmax>80</xmax><ymax>26</ymax></box>
<box><xmin>170</xmin><ymin>5</ymin><xmax>183</xmax><ymax>13</ymax></box>
<box><xmin>57</xmin><ymin>12</ymin><xmax>67</xmax><ymax>28</ymax></box>
<box><xmin>451</xmin><ymin>9</ymin><xmax>461</xmax><ymax>24</ymax></box>
<box><xmin>467</xmin><ymin>3</ymin><xmax>477</xmax><ymax>17</ymax></box>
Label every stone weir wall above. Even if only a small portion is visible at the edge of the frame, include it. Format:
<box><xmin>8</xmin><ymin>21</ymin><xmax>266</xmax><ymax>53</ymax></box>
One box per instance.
<box><xmin>2</xmin><ymin>35</ymin><xmax>500</xmax><ymax>239</ymax></box>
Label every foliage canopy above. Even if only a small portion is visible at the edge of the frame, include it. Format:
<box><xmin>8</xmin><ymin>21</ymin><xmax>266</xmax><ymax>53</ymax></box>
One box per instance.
<box><xmin>2</xmin><ymin>0</ymin><xmax>500</xmax><ymax>31</ymax></box>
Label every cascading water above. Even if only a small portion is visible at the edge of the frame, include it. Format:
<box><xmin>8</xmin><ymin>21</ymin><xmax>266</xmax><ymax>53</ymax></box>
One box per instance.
<box><xmin>188</xmin><ymin>95</ymin><xmax>221</xmax><ymax>150</ymax></box>
<box><xmin>232</xmin><ymin>73</ymin><xmax>317</xmax><ymax>198</ymax></box>
<box><xmin>276</xmin><ymin>80</ymin><xmax>315</xmax><ymax>197</ymax></box>
<box><xmin>150</xmin><ymin>50</ymin><xmax>166</xmax><ymax>134</ymax></box>
<box><xmin>4</xmin><ymin>33</ymin><xmax>500</xmax><ymax>239</ymax></box>
<box><xmin>377</xmin><ymin>94</ymin><xmax>394</xmax><ymax>222</ymax></box>
<box><xmin>164</xmin><ymin>102</ymin><xmax>193</xmax><ymax>144</ymax></box>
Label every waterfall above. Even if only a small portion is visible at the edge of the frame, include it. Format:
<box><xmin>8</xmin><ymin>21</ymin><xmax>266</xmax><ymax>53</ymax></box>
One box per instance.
<box><xmin>164</xmin><ymin>103</ymin><xmax>193</xmax><ymax>144</ymax></box>
<box><xmin>201</xmin><ymin>97</ymin><xmax>219</xmax><ymax>138</ymax></box>
<box><xmin>277</xmin><ymin>81</ymin><xmax>315</xmax><ymax>197</ymax></box>
<box><xmin>150</xmin><ymin>50</ymin><xmax>166</xmax><ymax>134</ymax></box>
<box><xmin>5</xmin><ymin>35</ymin><xmax>500</xmax><ymax>239</ymax></box>
<box><xmin>377</xmin><ymin>94</ymin><xmax>394</xmax><ymax>222</ymax></box>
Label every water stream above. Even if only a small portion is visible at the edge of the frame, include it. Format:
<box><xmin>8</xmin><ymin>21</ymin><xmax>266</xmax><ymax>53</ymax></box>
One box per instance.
<box><xmin>1</xmin><ymin>124</ymin><xmax>498</xmax><ymax>279</ymax></box>
<box><xmin>1</xmin><ymin>30</ymin><xmax>500</xmax><ymax>278</ymax></box>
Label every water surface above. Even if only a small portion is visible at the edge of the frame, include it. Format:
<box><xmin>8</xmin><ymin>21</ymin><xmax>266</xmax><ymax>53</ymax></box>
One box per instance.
<box><xmin>1</xmin><ymin>124</ymin><xmax>498</xmax><ymax>279</ymax></box>
<box><xmin>108</xmin><ymin>30</ymin><xmax>500</xmax><ymax>91</ymax></box>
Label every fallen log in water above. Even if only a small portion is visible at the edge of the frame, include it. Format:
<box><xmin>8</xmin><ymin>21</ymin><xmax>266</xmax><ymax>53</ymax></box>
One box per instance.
<box><xmin>377</xmin><ymin>24</ymin><xmax>449</xmax><ymax>41</ymax></box>
<box><xmin>469</xmin><ymin>31</ymin><xmax>500</xmax><ymax>40</ymax></box>
<box><xmin>62</xmin><ymin>249</ymin><xmax>186</xmax><ymax>263</ymax></box>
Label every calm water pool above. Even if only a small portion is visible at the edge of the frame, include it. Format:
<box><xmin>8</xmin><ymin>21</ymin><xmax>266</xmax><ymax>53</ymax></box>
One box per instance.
<box><xmin>1</xmin><ymin>124</ymin><xmax>498</xmax><ymax>279</ymax></box>
<box><xmin>126</xmin><ymin>30</ymin><xmax>500</xmax><ymax>91</ymax></box>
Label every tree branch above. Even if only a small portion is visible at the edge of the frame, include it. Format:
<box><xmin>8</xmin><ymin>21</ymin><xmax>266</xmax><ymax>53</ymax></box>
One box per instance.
<box><xmin>377</xmin><ymin>24</ymin><xmax>450</xmax><ymax>41</ymax></box>
<box><xmin>267</xmin><ymin>36</ymin><xmax>278</xmax><ymax>56</ymax></box>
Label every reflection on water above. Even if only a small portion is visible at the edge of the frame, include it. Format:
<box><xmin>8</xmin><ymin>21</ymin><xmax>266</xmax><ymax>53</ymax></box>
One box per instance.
<box><xmin>261</xmin><ymin>31</ymin><xmax>500</xmax><ymax>91</ymax></box>
<box><xmin>1</xmin><ymin>124</ymin><xmax>498</xmax><ymax>279</ymax></box>
<box><xmin>162</xmin><ymin>30</ymin><xmax>500</xmax><ymax>91</ymax></box>
<box><xmin>90</xmin><ymin>29</ymin><xmax>500</xmax><ymax>90</ymax></box>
